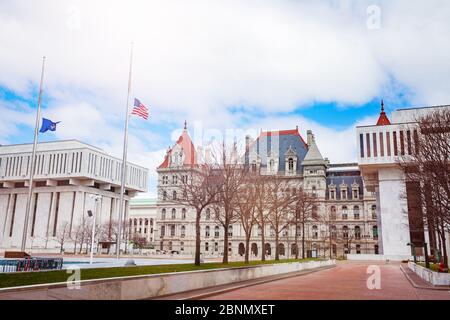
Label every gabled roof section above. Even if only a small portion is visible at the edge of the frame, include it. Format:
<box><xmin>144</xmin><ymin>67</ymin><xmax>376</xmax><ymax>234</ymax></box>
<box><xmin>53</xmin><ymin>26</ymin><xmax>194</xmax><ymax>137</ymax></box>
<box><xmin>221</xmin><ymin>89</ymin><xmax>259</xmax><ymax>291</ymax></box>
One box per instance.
<box><xmin>158</xmin><ymin>122</ymin><xmax>197</xmax><ymax>168</ymax></box>
<box><xmin>376</xmin><ymin>100</ymin><xmax>391</xmax><ymax>126</ymax></box>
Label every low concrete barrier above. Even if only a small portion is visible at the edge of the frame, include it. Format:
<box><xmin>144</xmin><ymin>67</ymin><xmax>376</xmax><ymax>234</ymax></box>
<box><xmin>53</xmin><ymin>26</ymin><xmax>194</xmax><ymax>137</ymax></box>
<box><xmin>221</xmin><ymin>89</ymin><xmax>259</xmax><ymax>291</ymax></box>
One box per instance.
<box><xmin>347</xmin><ymin>254</ymin><xmax>412</xmax><ymax>261</ymax></box>
<box><xmin>0</xmin><ymin>259</ymin><xmax>335</xmax><ymax>300</ymax></box>
<box><xmin>407</xmin><ymin>261</ymin><xmax>450</xmax><ymax>286</ymax></box>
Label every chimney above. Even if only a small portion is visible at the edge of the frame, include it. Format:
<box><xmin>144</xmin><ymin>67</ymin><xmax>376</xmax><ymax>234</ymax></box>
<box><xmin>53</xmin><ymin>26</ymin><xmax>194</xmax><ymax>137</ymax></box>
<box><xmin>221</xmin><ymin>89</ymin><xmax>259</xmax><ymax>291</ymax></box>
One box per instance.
<box><xmin>307</xmin><ymin>130</ymin><xmax>314</xmax><ymax>146</ymax></box>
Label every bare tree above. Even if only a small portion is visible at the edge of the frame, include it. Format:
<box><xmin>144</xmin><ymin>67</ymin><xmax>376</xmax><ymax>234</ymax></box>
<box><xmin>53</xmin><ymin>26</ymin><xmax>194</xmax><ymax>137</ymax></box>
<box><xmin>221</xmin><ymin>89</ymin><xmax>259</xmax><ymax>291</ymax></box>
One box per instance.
<box><xmin>236</xmin><ymin>178</ymin><xmax>258</xmax><ymax>263</ymax></box>
<box><xmin>172</xmin><ymin>164</ymin><xmax>222</xmax><ymax>266</ymax></box>
<box><xmin>266</xmin><ymin>178</ymin><xmax>296</xmax><ymax>260</ymax></box>
<box><xmin>399</xmin><ymin>107</ymin><xmax>450</xmax><ymax>268</ymax></box>
<box><xmin>55</xmin><ymin>222</ymin><xmax>71</xmax><ymax>254</ymax></box>
<box><xmin>253</xmin><ymin>174</ymin><xmax>271</xmax><ymax>261</ymax></box>
<box><xmin>213</xmin><ymin>141</ymin><xmax>247</xmax><ymax>264</ymax></box>
<box><xmin>291</xmin><ymin>188</ymin><xmax>318</xmax><ymax>259</ymax></box>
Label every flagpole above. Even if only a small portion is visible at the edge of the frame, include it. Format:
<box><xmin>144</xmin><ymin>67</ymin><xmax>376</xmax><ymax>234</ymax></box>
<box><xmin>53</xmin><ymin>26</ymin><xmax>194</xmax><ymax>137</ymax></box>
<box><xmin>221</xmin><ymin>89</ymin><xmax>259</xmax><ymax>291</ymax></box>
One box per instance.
<box><xmin>116</xmin><ymin>43</ymin><xmax>134</xmax><ymax>259</ymax></box>
<box><xmin>21</xmin><ymin>56</ymin><xmax>46</xmax><ymax>253</ymax></box>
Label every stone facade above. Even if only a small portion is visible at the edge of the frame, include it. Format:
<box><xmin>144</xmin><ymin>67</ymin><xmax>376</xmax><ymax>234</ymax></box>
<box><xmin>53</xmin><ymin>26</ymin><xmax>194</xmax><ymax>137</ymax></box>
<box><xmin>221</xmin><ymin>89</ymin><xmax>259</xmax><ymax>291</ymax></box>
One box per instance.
<box><xmin>155</xmin><ymin>126</ymin><xmax>377</xmax><ymax>259</ymax></box>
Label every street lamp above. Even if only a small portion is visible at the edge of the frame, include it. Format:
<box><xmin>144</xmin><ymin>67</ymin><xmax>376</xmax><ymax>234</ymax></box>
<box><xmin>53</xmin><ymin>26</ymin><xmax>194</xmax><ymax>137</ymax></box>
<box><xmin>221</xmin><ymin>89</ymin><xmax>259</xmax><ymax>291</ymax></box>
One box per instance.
<box><xmin>88</xmin><ymin>195</ymin><xmax>102</xmax><ymax>265</ymax></box>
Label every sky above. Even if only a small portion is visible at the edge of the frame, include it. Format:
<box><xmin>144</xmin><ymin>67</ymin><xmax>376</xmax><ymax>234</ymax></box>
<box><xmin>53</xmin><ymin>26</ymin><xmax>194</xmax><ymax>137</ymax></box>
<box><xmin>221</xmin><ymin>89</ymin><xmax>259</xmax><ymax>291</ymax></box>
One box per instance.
<box><xmin>1</xmin><ymin>0</ymin><xmax>450</xmax><ymax>197</ymax></box>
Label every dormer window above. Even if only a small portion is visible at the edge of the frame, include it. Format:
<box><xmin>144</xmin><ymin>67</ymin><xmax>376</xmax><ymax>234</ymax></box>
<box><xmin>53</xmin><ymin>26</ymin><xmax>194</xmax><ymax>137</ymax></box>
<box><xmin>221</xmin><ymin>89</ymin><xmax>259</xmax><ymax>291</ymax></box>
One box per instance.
<box><xmin>288</xmin><ymin>158</ymin><xmax>294</xmax><ymax>171</ymax></box>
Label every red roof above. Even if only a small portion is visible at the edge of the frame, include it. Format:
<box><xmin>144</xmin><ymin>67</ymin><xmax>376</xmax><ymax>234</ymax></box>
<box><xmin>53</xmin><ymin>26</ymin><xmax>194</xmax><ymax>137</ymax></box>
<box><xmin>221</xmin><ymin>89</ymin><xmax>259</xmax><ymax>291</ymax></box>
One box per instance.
<box><xmin>158</xmin><ymin>128</ymin><xmax>197</xmax><ymax>168</ymax></box>
<box><xmin>376</xmin><ymin>100</ymin><xmax>391</xmax><ymax>126</ymax></box>
<box><xmin>259</xmin><ymin>127</ymin><xmax>308</xmax><ymax>148</ymax></box>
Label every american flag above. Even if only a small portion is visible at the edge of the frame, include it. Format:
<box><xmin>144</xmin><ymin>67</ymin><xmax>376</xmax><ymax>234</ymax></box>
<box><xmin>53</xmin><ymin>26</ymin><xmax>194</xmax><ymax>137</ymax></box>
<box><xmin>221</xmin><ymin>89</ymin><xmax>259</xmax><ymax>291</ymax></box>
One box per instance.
<box><xmin>131</xmin><ymin>98</ymin><xmax>149</xmax><ymax>120</ymax></box>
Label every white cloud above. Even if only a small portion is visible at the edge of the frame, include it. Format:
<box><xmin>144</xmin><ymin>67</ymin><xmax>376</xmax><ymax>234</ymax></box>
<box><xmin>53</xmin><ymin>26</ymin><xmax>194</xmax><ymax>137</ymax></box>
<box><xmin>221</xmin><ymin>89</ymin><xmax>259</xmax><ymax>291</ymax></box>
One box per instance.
<box><xmin>1</xmin><ymin>0</ymin><xmax>449</xmax><ymax>195</ymax></box>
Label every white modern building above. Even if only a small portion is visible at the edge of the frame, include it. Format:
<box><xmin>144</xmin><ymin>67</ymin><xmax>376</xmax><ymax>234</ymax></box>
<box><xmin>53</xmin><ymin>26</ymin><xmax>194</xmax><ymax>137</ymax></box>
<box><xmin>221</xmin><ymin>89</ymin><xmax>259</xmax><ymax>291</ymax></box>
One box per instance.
<box><xmin>129</xmin><ymin>198</ymin><xmax>157</xmax><ymax>244</ymax></box>
<box><xmin>0</xmin><ymin>140</ymin><xmax>148</xmax><ymax>253</ymax></box>
<box><xmin>356</xmin><ymin>103</ymin><xmax>450</xmax><ymax>260</ymax></box>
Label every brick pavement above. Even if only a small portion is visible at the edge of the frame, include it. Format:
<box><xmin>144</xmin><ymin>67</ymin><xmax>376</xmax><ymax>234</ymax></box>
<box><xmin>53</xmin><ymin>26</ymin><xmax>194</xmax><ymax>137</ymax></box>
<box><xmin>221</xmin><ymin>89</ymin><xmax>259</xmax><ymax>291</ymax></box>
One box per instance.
<box><xmin>202</xmin><ymin>261</ymin><xmax>450</xmax><ymax>300</ymax></box>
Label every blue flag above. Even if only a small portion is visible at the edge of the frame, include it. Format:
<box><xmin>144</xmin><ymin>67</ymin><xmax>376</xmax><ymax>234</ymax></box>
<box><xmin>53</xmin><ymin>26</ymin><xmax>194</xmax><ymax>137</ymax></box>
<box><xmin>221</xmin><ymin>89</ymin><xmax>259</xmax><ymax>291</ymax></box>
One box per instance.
<box><xmin>39</xmin><ymin>118</ymin><xmax>60</xmax><ymax>133</ymax></box>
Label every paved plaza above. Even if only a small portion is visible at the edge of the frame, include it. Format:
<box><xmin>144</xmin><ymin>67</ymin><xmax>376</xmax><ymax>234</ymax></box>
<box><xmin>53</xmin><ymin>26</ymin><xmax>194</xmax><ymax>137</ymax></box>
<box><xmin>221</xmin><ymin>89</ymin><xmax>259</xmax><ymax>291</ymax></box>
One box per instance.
<box><xmin>201</xmin><ymin>261</ymin><xmax>450</xmax><ymax>300</ymax></box>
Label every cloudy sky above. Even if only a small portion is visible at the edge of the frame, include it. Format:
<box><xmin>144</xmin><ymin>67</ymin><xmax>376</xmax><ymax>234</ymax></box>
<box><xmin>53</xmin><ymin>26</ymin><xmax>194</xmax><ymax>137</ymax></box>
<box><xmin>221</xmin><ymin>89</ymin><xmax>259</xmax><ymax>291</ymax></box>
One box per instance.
<box><xmin>1</xmin><ymin>0</ymin><xmax>449</xmax><ymax>196</ymax></box>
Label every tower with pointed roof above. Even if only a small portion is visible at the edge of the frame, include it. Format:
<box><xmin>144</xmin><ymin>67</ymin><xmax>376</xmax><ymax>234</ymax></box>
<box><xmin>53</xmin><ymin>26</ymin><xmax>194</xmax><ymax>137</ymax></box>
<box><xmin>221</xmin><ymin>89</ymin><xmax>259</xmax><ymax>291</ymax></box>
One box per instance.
<box><xmin>302</xmin><ymin>130</ymin><xmax>327</xmax><ymax>199</ymax></box>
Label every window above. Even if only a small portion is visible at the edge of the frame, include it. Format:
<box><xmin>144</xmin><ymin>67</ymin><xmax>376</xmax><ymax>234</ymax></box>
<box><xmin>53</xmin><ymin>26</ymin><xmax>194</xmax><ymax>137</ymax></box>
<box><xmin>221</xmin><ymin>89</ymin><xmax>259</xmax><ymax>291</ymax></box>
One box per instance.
<box><xmin>312</xmin><ymin>225</ymin><xmax>318</xmax><ymax>239</ymax></box>
<box><xmin>372</xmin><ymin>226</ymin><xmax>378</xmax><ymax>240</ymax></box>
<box><xmin>331</xmin><ymin>226</ymin><xmax>337</xmax><ymax>239</ymax></box>
<box><xmin>182</xmin><ymin>208</ymin><xmax>186</xmax><ymax>220</ymax></box>
<box><xmin>228</xmin><ymin>242</ymin><xmax>232</xmax><ymax>253</ymax></box>
<box><xmin>172</xmin><ymin>175</ymin><xmax>178</xmax><ymax>184</ymax></box>
<box><xmin>205</xmin><ymin>226</ymin><xmax>210</xmax><ymax>238</ymax></box>
<box><xmin>171</xmin><ymin>208</ymin><xmax>176</xmax><ymax>219</ymax></box>
<box><xmin>257</xmin><ymin>226</ymin><xmax>262</xmax><ymax>236</ymax></box>
<box><xmin>269</xmin><ymin>159</ymin><xmax>275</xmax><ymax>171</ymax></box>
<box><xmin>270</xmin><ymin>226</ymin><xmax>275</xmax><ymax>237</ymax></box>
<box><xmin>288</xmin><ymin>158</ymin><xmax>294</xmax><ymax>171</ymax></box>
<box><xmin>393</xmin><ymin>131</ymin><xmax>398</xmax><ymax>156</ymax></box>
<box><xmin>353</xmin><ymin>206</ymin><xmax>360</xmax><ymax>220</ymax></box>
<box><xmin>206</xmin><ymin>208</ymin><xmax>211</xmax><ymax>220</ymax></box>
<box><xmin>168</xmin><ymin>241</ymin><xmax>172</xmax><ymax>251</ymax></box>
<box><xmin>170</xmin><ymin>225</ymin><xmax>175</xmax><ymax>236</ymax></box>
<box><xmin>330</xmin><ymin>206</ymin><xmax>337</xmax><ymax>220</ymax></box>
<box><xmin>163</xmin><ymin>191</ymin><xmax>167</xmax><ymax>201</ymax></box>
<box><xmin>343</xmin><ymin>226</ymin><xmax>348</xmax><ymax>239</ymax></box>
<box><xmin>215</xmin><ymin>242</ymin><xmax>219</xmax><ymax>252</ymax></box>
<box><xmin>181</xmin><ymin>226</ymin><xmax>186</xmax><ymax>238</ymax></box>
<box><xmin>371</xmin><ymin>205</ymin><xmax>377</xmax><ymax>219</ymax></box>
<box><xmin>353</xmin><ymin>189</ymin><xmax>358</xmax><ymax>199</ymax></box>
<box><xmin>366</xmin><ymin>133</ymin><xmax>371</xmax><ymax>157</ymax></box>
<box><xmin>312</xmin><ymin>205</ymin><xmax>318</xmax><ymax>219</ymax></box>
<box><xmin>330</xmin><ymin>190</ymin><xmax>335</xmax><ymax>200</ymax></box>
<box><xmin>354</xmin><ymin>226</ymin><xmax>361</xmax><ymax>239</ymax></box>
<box><xmin>356</xmin><ymin>244</ymin><xmax>361</xmax><ymax>254</ymax></box>
<box><xmin>205</xmin><ymin>242</ymin><xmax>209</xmax><ymax>252</ymax></box>
<box><xmin>172</xmin><ymin>191</ymin><xmax>177</xmax><ymax>200</ymax></box>
<box><xmin>386</xmin><ymin>131</ymin><xmax>391</xmax><ymax>156</ymax></box>
<box><xmin>162</xmin><ymin>175</ymin><xmax>168</xmax><ymax>185</ymax></box>
<box><xmin>341</xmin><ymin>189</ymin><xmax>347</xmax><ymax>199</ymax></box>
<box><xmin>359</xmin><ymin>134</ymin><xmax>364</xmax><ymax>158</ymax></box>
<box><xmin>160</xmin><ymin>226</ymin><xmax>165</xmax><ymax>238</ymax></box>
<box><xmin>161</xmin><ymin>209</ymin><xmax>166</xmax><ymax>220</ymax></box>
<box><xmin>228</xmin><ymin>225</ymin><xmax>233</xmax><ymax>237</ymax></box>
<box><xmin>373</xmin><ymin>132</ymin><xmax>378</xmax><ymax>157</ymax></box>
<box><xmin>214</xmin><ymin>226</ymin><xmax>220</xmax><ymax>238</ymax></box>
<box><xmin>379</xmin><ymin>132</ymin><xmax>384</xmax><ymax>157</ymax></box>
<box><xmin>180</xmin><ymin>241</ymin><xmax>184</xmax><ymax>251</ymax></box>
<box><xmin>312</xmin><ymin>186</ymin><xmax>317</xmax><ymax>197</ymax></box>
<box><xmin>342</xmin><ymin>206</ymin><xmax>348</xmax><ymax>220</ymax></box>
<box><xmin>400</xmin><ymin>130</ymin><xmax>405</xmax><ymax>156</ymax></box>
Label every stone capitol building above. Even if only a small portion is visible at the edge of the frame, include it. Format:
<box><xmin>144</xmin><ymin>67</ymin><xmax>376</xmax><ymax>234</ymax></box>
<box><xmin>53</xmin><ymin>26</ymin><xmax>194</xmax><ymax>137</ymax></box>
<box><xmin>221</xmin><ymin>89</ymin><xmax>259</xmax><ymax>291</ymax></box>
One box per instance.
<box><xmin>155</xmin><ymin>122</ymin><xmax>379</xmax><ymax>259</ymax></box>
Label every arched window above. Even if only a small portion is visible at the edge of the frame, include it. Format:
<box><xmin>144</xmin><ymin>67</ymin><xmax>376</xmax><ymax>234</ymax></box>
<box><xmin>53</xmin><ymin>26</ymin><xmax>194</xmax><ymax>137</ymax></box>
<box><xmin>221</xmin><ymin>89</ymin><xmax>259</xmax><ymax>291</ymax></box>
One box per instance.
<box><xmin>181</xmin><ymin>225</ymin><xmax>186</xmax><ymax>238</ymax></box>
<box><xmin>288</xmin><ymin>158</ymin><xmax>294</xmax><ymax>171</ymax></box>
<box><xmin>312</xmin><ymin>225</ymin><xmax>318</xmax><ymax>239</ymax></box>
<box><xmin>371</xmin><ymin>205</ymin><xmax>377</xmax><ymax>219</ymax></box>
<box><xmin>354</xmin><ymin>226</ymin><xmax>361</xmax><ymax>239</ymax></box>
<box><xmin>206</xmin><ymin>208</ymin><xmax>211</xmax><ymax>220</ymax></box>
<box><xmin>182</xmin><ymin>208</ymin><xmax>186</xmax><ymax>220</ymax></box>
<box><xmin>342</xmin><ymin>206</ymin><xmax>348</xmax><ymax>220</ymax></box>
<box><xmin>228</xmin><ymin>225</ymin><xmax>233</xmax><ymax>237</ymax></box>
<box><xmin>205</xmin><ymin>226</ymin><xmax>210</xmax><ymax>237</ymax></box>
<box><xmin>161</xmin><ymin>209</ymin><xmax>166</xmax><ymax>220</ymax></box>
<box><xmin>330</xmin><ymin>206</ymin><xmax>337</xmax><ymax>220</ymax></box>
<box><xmin>330</xmin><ymin>225</ymin><xmax>337</xmax><ymax>239</ymax></box>
<box><xmin>343</xmin><ymin>226</ymin><xmax>349</xmax><ymax>238</ymax></box>
<box><xmin>353</xmin><ymin>206</ymin><xmax>360</xmax><ymax>220</ymax></box>
<box><xmin>171</xmin><ymin>208</ymin><xmax>176</xmax><ymax>219</ymax></box>
<box><xmin>214</xmin><ymin>226</ymin><xmax>220</xmax><ymax>238</ymax></box>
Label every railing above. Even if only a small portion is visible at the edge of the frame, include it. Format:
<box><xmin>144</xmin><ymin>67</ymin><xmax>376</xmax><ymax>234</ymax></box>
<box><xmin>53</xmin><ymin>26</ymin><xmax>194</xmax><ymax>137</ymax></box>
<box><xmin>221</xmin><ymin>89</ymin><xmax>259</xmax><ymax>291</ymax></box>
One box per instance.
<box><xmin>0</xmin><ymin>257</ymin><xmax>64</xmax><ymax>273</ymax></box>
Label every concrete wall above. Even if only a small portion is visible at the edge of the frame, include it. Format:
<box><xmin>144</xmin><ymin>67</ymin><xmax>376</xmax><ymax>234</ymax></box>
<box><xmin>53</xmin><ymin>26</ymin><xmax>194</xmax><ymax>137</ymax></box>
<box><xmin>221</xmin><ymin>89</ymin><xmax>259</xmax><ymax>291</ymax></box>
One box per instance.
<box><xmin>0</xmin><ymin>259</ymin><xmax>335</xmax><ymax>300</ymax></box>
<box><xmin>408</xmin><ymin>261</ymin><xmax>450</xmax><ymax>286</ymax></box>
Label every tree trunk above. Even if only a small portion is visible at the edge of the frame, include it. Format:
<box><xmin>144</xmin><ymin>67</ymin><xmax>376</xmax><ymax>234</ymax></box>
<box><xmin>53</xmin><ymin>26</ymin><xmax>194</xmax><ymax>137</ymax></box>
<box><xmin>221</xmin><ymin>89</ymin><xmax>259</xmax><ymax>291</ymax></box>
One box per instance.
<box><xmin>294</xmin><ymin>223</ymin><xmax>299</xmax><ymax>260</ymax></box>
<box><xmin>223</xmin><ymin>223</ymin><xmax>229</xmax><ymax>264</ymax></box>
<box><xmin>440</xmin><ymin>222</ymin><xmax>448</xmax><ymax>268</ymax></box>
<box><xmin>260</xmin><ymin>220</ymin><xmax>266</xmax><ymax>261</ymax></box>
<box><xmin>302</xmin><ymin>223</ymin><xmax>305</xmax><ymax>259</ymax></box>
<box><xmin>245</xmin><ymin>235</ymin><xmax>250</xmax><ymax>264</ymax></box>
<box><xmin>275</xmin><ymin>232</ymin><xmax>280</xmax><ymax>261</ymax></box>
<box><xmin>195</xmin><ymin>209</ymin><xmax>201</xmax><ymax>266</ymax></box>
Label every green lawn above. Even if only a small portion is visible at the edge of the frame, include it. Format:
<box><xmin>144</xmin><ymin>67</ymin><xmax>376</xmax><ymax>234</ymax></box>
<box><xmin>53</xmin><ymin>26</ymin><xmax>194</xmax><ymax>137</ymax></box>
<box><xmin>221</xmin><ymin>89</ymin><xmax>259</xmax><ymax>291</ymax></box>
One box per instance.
<box><xmin>0</xmin><ymin>258</ymin><xmax>317</xmax><ymax>289</ymax></box>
